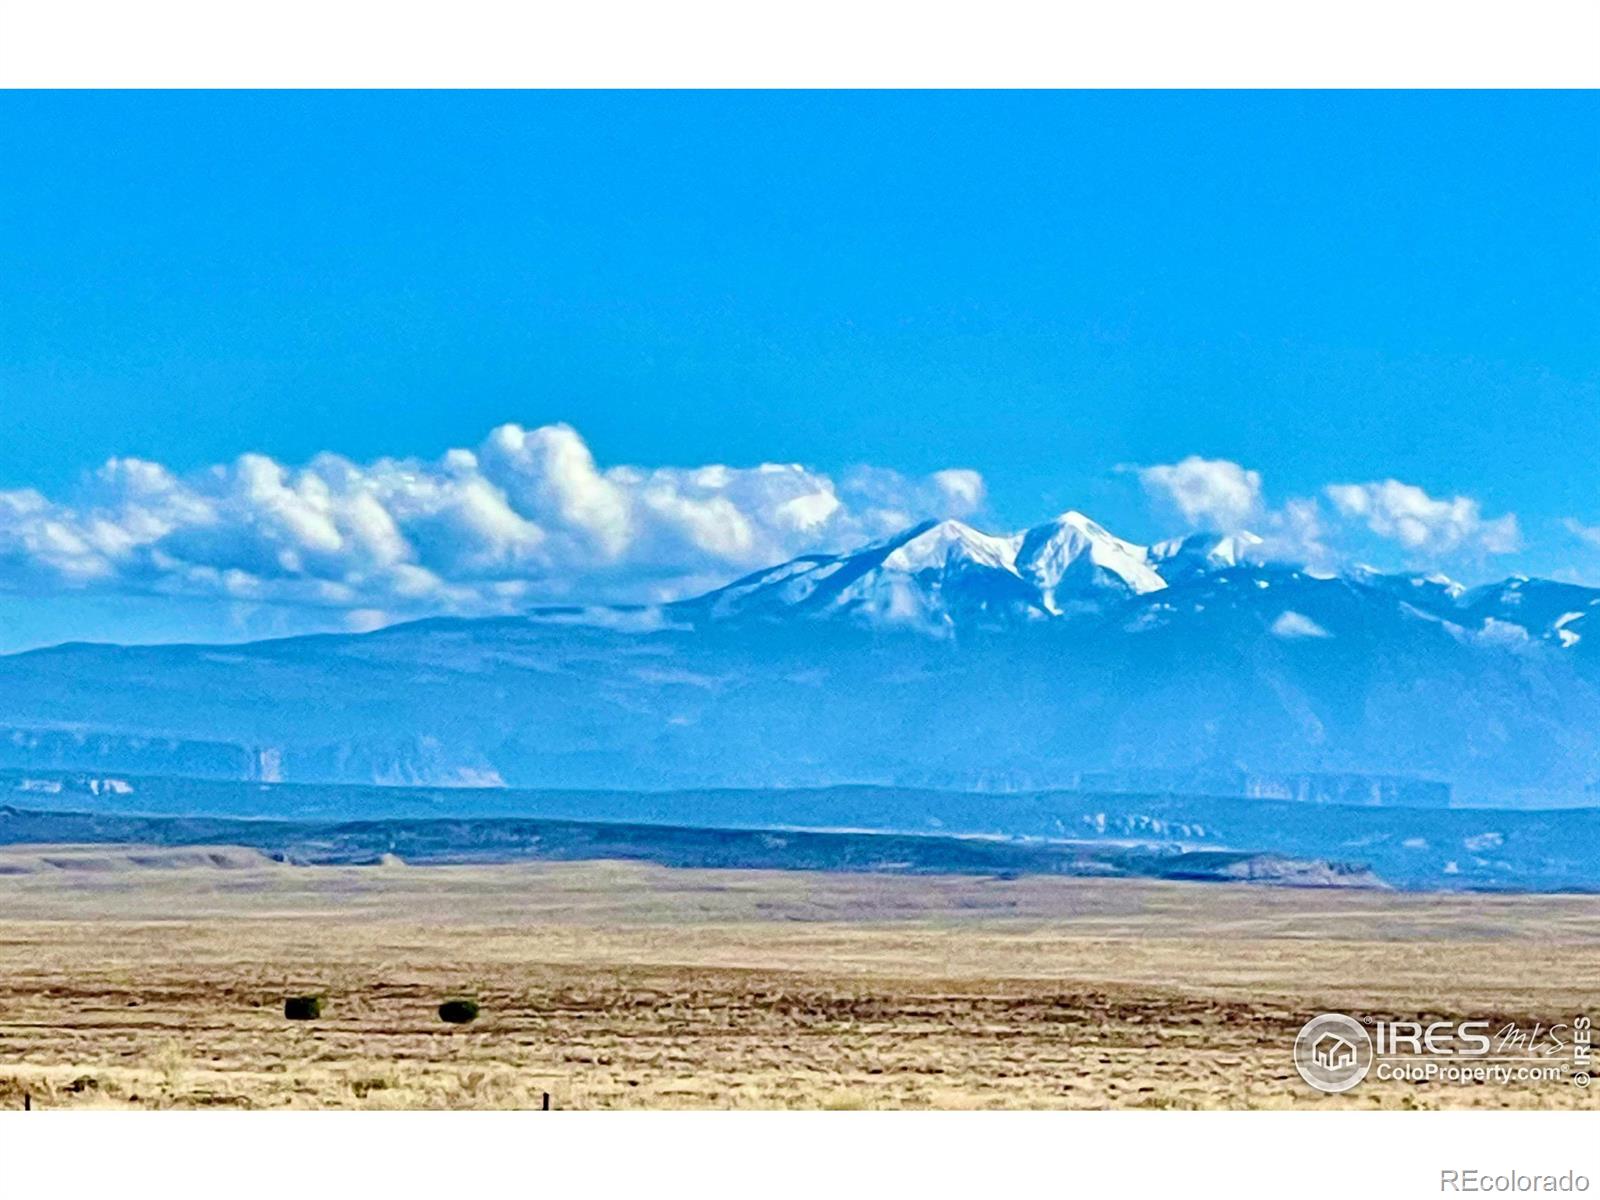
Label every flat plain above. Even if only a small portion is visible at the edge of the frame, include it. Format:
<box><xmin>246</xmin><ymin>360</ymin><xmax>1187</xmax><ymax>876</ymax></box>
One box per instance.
<box><xmin>0</xmin><ymin>845</ymin><xmax>1596</xmax><ymax>1110</ymax></box>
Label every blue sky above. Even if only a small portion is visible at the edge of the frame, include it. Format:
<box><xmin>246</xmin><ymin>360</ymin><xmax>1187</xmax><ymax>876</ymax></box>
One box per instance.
<box><xmin>0</xmin><ymin>91</ymin><xmax>1596</xmax><ymax>650</ymax></box>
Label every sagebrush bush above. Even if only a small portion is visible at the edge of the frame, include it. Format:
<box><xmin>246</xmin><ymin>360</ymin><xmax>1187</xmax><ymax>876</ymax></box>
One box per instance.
<box><xmin>437</xmin><ymin>998</ymin><xmax>479</xmax><ymax>1024</ymax></box>
<box><xmin>284</xmin><ymin>995</ymin><xmax>322</xmax><ymax>1020</ymax></box>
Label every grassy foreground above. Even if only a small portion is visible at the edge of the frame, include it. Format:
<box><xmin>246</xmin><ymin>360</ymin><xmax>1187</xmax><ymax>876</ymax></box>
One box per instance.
<box><xmin>0</xmin><ymin>850</ymin><xmax>1596</xmax><ymax>1109</ymax></box>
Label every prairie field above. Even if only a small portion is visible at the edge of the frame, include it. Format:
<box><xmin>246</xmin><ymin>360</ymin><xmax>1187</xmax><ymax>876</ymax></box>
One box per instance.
<box><xmin>0</xmin><ymin>846</ymin><xmax>1596</xmax><ymax>1110</ymax></box>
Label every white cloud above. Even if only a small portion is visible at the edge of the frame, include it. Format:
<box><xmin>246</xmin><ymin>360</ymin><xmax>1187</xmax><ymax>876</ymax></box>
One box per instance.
<box><xmin>1324</xmin><ymin>479</ymin><xmax>1520</xmax><ymax>558</ymax></box>
<box><xmin>1137</xmin><ymin>457</ymin><xmax>1262</xmax><ymax>530</ymax></box>
<box><xmin>343</xmin><ymin>608</ymin><xmax>392</xmax><ymax>633</ymax></box>
<box><xmin>930</xmin><ymin>468</ymin><xmax>986</xmax><ymax>512</ymax></box>
<box><xmin>0</xmin><ymin>422</ymin><xmax>987</xmax><ymax>622</ymax></box>
<box><xmin>1563</xmin><ymin>518</ymin><xmax>1600</xmax><ymax>550</ymax></box>
<box><xmin>1135</xmin><ymin>459</ymin><xmax>1516</xmax><ymax>573</ymax></box>
<box><xmin>838</xmin><ymin>464</ymin><xmax>986</xmax><ymax>536</ymax></box>
<box><xmin>1254</xmin><ymin>496</ymin><xmax>1335</xmax><ymax>569</ymax></box>
<box><xmin>1135</xmin><ymin>456</ymin><xmax>1328</xmax><ymax>567</ymax></box>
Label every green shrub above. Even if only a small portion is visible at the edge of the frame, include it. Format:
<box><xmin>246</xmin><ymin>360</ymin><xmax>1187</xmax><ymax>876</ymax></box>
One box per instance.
<box><xmin>284</xmin><ymin>995</ymin><xmax>322</xmax><ymax>1020</ymax></box>
<box><xmin>438</xmin><ymin>998</ymin><xmax>479</xmax><ymax>1024</ymax></box>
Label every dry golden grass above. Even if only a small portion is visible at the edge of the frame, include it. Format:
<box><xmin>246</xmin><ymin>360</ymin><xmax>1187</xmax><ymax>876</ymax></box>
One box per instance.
<box><xmin>0</xmin><ymin>848</ymin><xmax>1596</xmax><ymax>1110</ymax></box>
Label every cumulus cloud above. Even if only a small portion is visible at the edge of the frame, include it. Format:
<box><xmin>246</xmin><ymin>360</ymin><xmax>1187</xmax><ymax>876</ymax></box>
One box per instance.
<box><xmin>0</xmin><ymin>423</ymin><xmax>986</xmax><ymax>623</ymax></box>
<box><xmin>1135</xmin><ymin>458</ymin><xmax>1518</xmax><ymax>573</ymax></box>
<box><xmin>1257</xmin><ymin>496</ymin><xmax>1334</xmax><ymax>567</ymax></box>
<box><xmin>1137</xmin><ymin>457</ymin><xmax>1262</xmax><ymax>531</ymax></box>
<box><xmin>1137</xmin><ymin>456</ymin><xmax>1328</xmax><ymax>566</ymax></box>
<box><xmin>837</xmin><ymin>465</ymin><xmax>987</xmax><ymax>535</ymax></box>
<box><xmin>1563</xmin><ymin>518</ymin><xmax>1600</xmax><ymax>550</ymax></box>
<box><xmin>1324</xmin><ymin>480</ymin><xmax>1520</xmax><ymax>558</ymax></box>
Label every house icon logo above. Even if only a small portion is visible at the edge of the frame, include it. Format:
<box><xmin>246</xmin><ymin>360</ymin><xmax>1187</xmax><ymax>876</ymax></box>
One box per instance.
<box><xmin>1294</xmin><ymin>1013</ymin><xmax>1373</xmax><ymax>1093</ymax></box>
<box><xmin>1313</xmin><ymin>1031</ymin><xmax>1358</xmax><ymax>1071</ymax></box>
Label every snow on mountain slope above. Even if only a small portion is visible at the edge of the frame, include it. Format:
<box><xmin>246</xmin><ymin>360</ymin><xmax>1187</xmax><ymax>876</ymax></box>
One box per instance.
<box><xmin>2</xmin><ymin>508</ymin><xmax>1599</xmax><ymax>803</ymax></box>
<box><xmin>1450</xmin><ymin>578</ymin><xmax>1600</xmax><ymax>651</ymax></box>
<box><xmin>676</xmin><ymin>518</ymin><xmax>1043</xmax><ymax>631</ymax></box>
<box><xmin>669</xmin><ymin>512</ymin><xmax>1600</xmax><ymax>656</ymax></box>
<box><xmin>675</xmin><ymin>512</ymin><xmax>1167</xmax><ymax>630</ymax></box>
<box><xmin>1015</xmin><ymin>511</ymin><xmax>1165</xmax><ymax>612</ymax></box>
<box><xmin>879</xmin><ymin>518</ymin><xmax>1020</xmax><ymax>573</ymax></box>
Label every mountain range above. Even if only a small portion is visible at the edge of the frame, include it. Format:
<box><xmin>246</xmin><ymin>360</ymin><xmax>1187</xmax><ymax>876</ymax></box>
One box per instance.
<box><xmin>10</xmin><ymin>773</ymin><xmax>1600</xmax><ymax>890</ymax></box>
<box><xmin>2</xmin><ymin>510</ymin><xmax>1598</xmax><ymax>806</ymax></box>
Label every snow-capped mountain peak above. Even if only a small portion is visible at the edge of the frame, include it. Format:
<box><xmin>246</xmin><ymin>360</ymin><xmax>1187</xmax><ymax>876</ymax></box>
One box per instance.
<box><xmin>878</xmin><ymin>518</ymin><xmax>1021</xmax><ymax>574</ymax></box>
<box><xmin>675</xmin><ymin>510</ymin><xmax>1178</xmax><ymax>630</ymax></box>
<box><xmin>675</xmin><ymin>516</ymin><xmax>1040</xmax><ymax>631</ymax></box>
<box><xmin>1015</xmin><ymin>511</ymin><xmax>1166</xmax><ymax>610</ymax></box>
<box><xmin>12</xmin><ymin>504</ymin><xmax>1600</xmax><ymax>814</ymax></box>
<box><xmin>662</xmin><ymin>510</ymin><xmax>1596</xmax><ymax>652</ymax></box>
